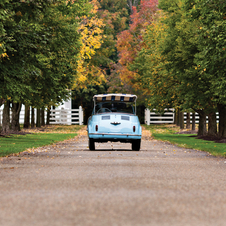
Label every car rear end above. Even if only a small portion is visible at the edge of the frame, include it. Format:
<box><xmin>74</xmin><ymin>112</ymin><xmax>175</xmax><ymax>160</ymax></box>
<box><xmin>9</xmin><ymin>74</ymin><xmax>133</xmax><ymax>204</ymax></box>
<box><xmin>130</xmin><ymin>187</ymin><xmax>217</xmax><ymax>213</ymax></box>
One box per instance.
<box><xmin>87</xmin><ymin>93</ymin><xmax>142</xmax><ymax>151</ymax></box>
<box><xmin>88</xmin><ymin>113</ymin><xmax>141</xmax><ymax>143</ymax></box>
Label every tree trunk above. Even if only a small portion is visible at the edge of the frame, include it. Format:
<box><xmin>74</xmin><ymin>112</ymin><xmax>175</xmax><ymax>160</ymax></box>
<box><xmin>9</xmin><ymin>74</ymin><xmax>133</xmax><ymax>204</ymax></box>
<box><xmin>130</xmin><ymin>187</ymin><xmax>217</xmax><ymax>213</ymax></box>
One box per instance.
<box><xmin>207</xmin><ymin>112</ymin><xmax>217</xmax><ymax>136</ymax></box>
<box><xmin>24</xmin><ymin>104</ymin><xmax>30</xmax><ymax>128</ymax></box>
<box><xmin>186</xmin><ymin>112</ymin><xmax>190</xmax><ymax>129</ymax></box>
<box><xmin>2</xmin><ymin>101</ymin><xmax>10</xmax><ymax>133</ymax></box>
<box><xmin>218</xmin><ymin>104</ymin><xmax>226</xmax><ymax>138</ymax></box>
<box><xmin>127</xmin><ymin>0</ymin><xmax>139</xmax><ymax>12</ymax></box>
<box><xmin>31</xmin><ymin>107</ymin><xmax>35</xmax><ymax>128</ymax></box>
<box><xmin>174</xmin><ymin>109</ymin><xmax>177</xmax><ymax>125</ymax></box>
<box><xmin>36</xmin><ymin>108</ymin><xmax>41</xmax><ymax>128</ymax></box>
<box><xmin>176</xmin><ymin>109</ymin><xmax>180</xmax><ymax>126</ymax></box>
<box><xmin>41</xmin><ymin>108</ymin><xmax>45</xmax><ymax>126</ymax></box>
<box><xmin>0</xmin><ymin>98</ymin><xmax>5</xmax><ymax>107</ymax></box>
<box><xmin>11</xmin><ymin>102</ymin><xmax>22</xmax><ymax>131</ymax></box>
<box><xmin>179</xmin><ymin>111</ymin><xmax>184</xmax><ymax>129</ymax></box>
<box><xmin>192</xmin><ymin>112</ymin><xmax>196</xmax><ymax>131</ymax></box>
<box><xmin>197</xmin><ymin>110</ymin><xmax>207</xmax><ymax>136</ymax></box>
<box><xmin>46</xmin><ymin>106</ymin><xmax>51</xmax><ymax>125</ymax></box>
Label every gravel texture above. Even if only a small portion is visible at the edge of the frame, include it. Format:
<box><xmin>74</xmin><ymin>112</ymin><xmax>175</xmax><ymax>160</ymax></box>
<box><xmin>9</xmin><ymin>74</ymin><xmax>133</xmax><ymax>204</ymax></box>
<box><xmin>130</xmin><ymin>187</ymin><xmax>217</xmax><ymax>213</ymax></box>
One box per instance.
<box><xmin>0</xmin><ymin>128</ymin><xmax>226</xmax><ymax>226</ymax></box>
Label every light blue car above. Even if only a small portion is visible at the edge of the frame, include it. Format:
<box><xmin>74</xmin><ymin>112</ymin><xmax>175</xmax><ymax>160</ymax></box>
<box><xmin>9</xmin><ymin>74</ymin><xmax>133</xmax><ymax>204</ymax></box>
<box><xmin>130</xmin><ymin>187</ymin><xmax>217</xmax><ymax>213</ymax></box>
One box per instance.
<box><xmin>87</xmin><ymin>93</ymin><xmax>142</xmax><ymax>151</ymax></box>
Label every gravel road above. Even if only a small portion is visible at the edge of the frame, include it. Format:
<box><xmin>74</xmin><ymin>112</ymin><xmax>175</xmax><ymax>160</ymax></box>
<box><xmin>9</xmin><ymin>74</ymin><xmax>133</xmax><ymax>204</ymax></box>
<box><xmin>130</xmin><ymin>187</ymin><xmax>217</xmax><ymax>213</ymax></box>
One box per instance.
<box><xmin>0</xmin><ymin>129</ymin><xmax>226</xmax><ymax>226</ymax></box>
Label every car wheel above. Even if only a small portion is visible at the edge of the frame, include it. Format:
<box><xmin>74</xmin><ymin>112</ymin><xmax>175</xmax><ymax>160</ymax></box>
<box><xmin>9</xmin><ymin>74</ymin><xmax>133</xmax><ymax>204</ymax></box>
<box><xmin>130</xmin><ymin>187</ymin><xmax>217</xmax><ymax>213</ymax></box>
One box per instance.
<box><xmin>132</xmin><ymin>139</ymin><xmax>141</xmax><ymax>151</ymax></box>
<box><xmin>89</xmin><ymin>138</ymin><xmax>95</xmax><ymax>150</ymax></box>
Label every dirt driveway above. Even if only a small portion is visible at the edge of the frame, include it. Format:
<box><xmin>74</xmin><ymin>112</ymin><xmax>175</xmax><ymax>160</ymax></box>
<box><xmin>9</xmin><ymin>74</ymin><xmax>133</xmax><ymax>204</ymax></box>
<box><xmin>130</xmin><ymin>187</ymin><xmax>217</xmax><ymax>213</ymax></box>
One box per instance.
<box><xmin>0</xmin><ymin>128</ymin><xmax>226</xmax><ymax>226</ymax></box>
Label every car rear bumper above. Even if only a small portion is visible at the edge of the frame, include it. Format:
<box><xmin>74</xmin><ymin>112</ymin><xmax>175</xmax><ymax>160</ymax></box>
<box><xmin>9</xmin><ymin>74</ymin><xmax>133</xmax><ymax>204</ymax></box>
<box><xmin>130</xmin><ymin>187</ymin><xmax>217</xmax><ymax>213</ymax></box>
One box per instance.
<box><xmin>89</xmin><ymin>133</ymin><xmax>141</xmax><ymax>142</ymax></box>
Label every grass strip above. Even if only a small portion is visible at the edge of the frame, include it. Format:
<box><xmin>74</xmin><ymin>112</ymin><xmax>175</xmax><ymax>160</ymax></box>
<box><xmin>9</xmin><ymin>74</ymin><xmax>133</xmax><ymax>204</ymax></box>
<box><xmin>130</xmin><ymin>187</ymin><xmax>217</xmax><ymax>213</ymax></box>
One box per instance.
<box><xmin>144</xmin><ymin>125</ymin><xmax>226</xmax><ymax>157</ymax></box>
<box><xmin>0</xmin><ymin>133</ymin><xmax>76</xmax><ymax>157</ymax></box>
<box><xmin>153</xmin><ymin>133</ymin><xmax>226</xmax><ymax>157</ymax></box>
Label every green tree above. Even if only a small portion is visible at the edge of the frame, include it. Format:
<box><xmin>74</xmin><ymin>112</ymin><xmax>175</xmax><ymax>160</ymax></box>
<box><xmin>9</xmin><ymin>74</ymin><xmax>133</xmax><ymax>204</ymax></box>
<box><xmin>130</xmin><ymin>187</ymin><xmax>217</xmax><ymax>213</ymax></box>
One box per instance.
<box><xmin>0</xmin><ymin>0</ymin><xmax>90</xmax><ymax>133</ymax></box>
<box><xmin>131</xmin><ymin>11</ymin><xmax>177</xmax><ymax>113</ymax></box>
<box><xmin>150</xmin><ymin>0</ymin><xmax>215</xmax><ymax>135</ymax></box>
<box><xmin>132</xmin><ymin>0</ymin><xmax>225</xmax><ymax>136</ymax></box>
<box><xmin>0</xmin><ymin>0</ymin><xmax>56</xmax><ymax>132</ymax></box>
<box><xmin>186</xmin><ymin>0</ymin><xmax>226</xmax><ymax>137</ymax></box>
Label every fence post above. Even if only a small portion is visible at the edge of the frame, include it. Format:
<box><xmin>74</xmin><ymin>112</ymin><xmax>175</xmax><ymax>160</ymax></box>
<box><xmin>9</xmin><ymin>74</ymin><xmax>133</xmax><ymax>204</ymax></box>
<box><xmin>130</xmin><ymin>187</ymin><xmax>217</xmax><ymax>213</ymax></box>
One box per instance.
<box><xmin>60</xmin><ymin>108</ymin><xmax>67</xmax><ymax>124</ymax></box>
<box><xmin>145</xmin><ymin>108</ymin><xmax>150</xmax><ymax>125</ymax></box>
<box><xmin>172</xmin><ymin>108</ymin><xmax>175</xmax><ymax>124</ymax></box>
<box><xmin>59</xmin><ymin>108</ymin><xmax>62</xmax><ymax>124</ymax></box>
<box><xmin>144</xmin><ymin>109</ymin><xmax>147</xmax><ymax>125</ymax></box>
<box><xmin>79</xmin><ymin>106</ymin><xmax>83</xmax><ymax>125</ymax></box>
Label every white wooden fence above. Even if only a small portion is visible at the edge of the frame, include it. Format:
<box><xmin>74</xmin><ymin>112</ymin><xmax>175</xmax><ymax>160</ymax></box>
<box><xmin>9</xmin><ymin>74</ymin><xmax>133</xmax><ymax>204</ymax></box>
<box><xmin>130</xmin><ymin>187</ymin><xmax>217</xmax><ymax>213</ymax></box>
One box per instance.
<box><xmin>145</xmin><ymin>108</ymin><xmax>175</xmax><ymax>125</ymax></box>
<box><xmin>0</xmin><ymin>106</ymin><xmax>83</xmax><ymax>126</ymax></box>
<box><xmin>50</xmin><ymin>106</ymin><xmax>83</xmax><ymax>125</ymax></box>
<box><xmin>145</xmin><ymin>109</ymin><xmax>219</xmax><ymax>125</ymax></box>
<box><xmin>182</xmin><ymin>112</ymin><xmax>219</xmax><ymax>124</ymax></box>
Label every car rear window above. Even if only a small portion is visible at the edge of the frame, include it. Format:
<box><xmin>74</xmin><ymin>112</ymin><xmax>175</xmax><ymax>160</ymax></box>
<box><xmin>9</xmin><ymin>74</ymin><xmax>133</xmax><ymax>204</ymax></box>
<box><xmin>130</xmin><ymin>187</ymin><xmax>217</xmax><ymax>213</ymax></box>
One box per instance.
<box><xmin>95</xmin><ymin>102</ymin><xmax>134</xmax><ymax>114</ymax></box>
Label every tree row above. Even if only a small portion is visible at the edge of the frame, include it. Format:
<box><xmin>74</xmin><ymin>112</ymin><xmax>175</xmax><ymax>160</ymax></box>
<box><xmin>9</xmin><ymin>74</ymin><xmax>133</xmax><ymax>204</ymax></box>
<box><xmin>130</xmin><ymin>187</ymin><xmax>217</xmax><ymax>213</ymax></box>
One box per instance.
<box><xmin>116</xmin><ymin>0</ymin><xmax>226</xmax><ymax>137</ymax></box>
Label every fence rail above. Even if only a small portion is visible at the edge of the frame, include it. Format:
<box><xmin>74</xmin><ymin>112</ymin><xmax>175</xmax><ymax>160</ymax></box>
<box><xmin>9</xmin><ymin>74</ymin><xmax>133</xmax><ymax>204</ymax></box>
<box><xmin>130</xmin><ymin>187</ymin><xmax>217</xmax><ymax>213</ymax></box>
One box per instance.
<box><xmin>0</xmin><ymin>106</ymin><xmax>83</xmax><ymax>126</ymax></box>
<box><xmin>183</xmin><ymin>112</ymin><xmax>219</xmax><ymax>124</ymax></box>
<box><xmin>49</xmin><ymin>106</ymin><xmax>83</xmax><ymax>125</ymax></box>
<box><xmin>145</xmin><ymin>109</ymin><xmax>219</xmax><ymax>125</ymax></box>
<box><xmin>145</xmin><ymin>108</ymin><xmax>175</xmax><ymax>125</ymax></box>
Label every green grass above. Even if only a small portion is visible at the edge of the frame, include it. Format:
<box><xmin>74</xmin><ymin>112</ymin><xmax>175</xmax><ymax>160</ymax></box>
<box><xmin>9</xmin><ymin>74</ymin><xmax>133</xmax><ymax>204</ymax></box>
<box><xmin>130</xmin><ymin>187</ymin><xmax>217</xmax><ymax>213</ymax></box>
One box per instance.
<box><xmin>0</xmin><ymin>133</ymin><xmax>77</xmax><ymax>157</ymax></box>
<box><xmin>143</xmin><ymin>124</ymin><xmax>226</xmax><ymax>157</ymax></box>
<box><xmin>0</xmin><ymin>125</ymin><xmax>85</xmax><ymax>157</ymax></box>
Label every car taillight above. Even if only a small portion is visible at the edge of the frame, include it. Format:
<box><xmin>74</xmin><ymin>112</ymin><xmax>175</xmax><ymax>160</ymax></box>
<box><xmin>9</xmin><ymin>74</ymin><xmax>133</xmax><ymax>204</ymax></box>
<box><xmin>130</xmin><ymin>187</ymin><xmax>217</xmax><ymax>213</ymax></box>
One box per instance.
<box><xmin>133</xmin><ymin>126</ymin><xmax>136</xmax><ymax>132</ymax></box>
<box><xmin>96</xmin><ymin>125</ymin><xmax>98</xmax><ymax>131</ymax></box>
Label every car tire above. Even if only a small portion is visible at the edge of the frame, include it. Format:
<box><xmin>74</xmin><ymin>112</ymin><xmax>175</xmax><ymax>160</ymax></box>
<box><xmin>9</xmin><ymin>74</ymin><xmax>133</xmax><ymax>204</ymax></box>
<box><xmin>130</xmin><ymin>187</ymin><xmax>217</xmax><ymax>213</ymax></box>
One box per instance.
<box><xmin>132</xmin><ymin>139</ymin><xmax>141</xmax><ymax>151</ymax></box>
<box><xmin>89</xmin><ymin>138</ymin><xmax>95</xmax><ymax>150</ymax></box>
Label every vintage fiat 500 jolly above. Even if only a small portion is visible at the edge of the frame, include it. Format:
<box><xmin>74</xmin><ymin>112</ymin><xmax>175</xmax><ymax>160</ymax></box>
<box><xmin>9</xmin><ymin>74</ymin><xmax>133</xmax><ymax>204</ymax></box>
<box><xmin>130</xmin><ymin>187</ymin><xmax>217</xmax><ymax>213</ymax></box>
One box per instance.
<box><xmin>87</xmin><ymin>93</ymin><xmax>142</xmax><ymax>151</ymax></box>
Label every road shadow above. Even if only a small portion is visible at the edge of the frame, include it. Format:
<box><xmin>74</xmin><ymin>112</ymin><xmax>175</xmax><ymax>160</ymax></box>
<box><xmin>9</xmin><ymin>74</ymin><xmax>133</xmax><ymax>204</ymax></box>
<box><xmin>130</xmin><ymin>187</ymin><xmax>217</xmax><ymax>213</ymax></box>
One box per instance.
<box><xmin>88</xmin><ymin>149</ymin><xmax>138</xmax><ymax>152</ymax></box>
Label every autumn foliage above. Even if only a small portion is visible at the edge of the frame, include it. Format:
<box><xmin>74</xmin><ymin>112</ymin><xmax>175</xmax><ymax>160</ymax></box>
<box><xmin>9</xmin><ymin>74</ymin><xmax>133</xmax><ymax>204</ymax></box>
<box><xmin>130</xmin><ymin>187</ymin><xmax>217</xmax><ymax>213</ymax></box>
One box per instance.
<box><xmin>75</xmin><ymin>0</ymin><xmax>106</xmax><ymax>89</ymax></box>
<box><xmin>116</xmin><ymin>0</ymin><xmax>158</xmax><ymax>88</ymax></box>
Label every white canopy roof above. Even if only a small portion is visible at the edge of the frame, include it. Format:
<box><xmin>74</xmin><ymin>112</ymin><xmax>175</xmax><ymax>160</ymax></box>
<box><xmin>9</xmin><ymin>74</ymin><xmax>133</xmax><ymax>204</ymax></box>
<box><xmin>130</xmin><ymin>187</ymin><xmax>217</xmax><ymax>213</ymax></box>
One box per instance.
<box><xmin>93</xmin><ymin>93</ymin><xmax>137</xmax><ymax>102</ymax></box>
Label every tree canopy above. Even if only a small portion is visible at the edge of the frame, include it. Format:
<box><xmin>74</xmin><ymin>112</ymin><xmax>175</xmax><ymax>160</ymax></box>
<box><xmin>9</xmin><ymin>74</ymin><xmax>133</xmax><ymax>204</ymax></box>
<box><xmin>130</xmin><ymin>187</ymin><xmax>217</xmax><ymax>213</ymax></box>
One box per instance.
<box><xmin>1</xmin><ymin>0</ymin><xmax>226</xmax><ymax>137</ymax></box>
<box><xmin>0</xmin><ymin>0</ymin><xmax>91</xmax><ymax>132</ymax></box>
<box><xmin>115</xmin><ymin>0</ymin><xmax>226</xmax><ymax>136</ymax></box>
